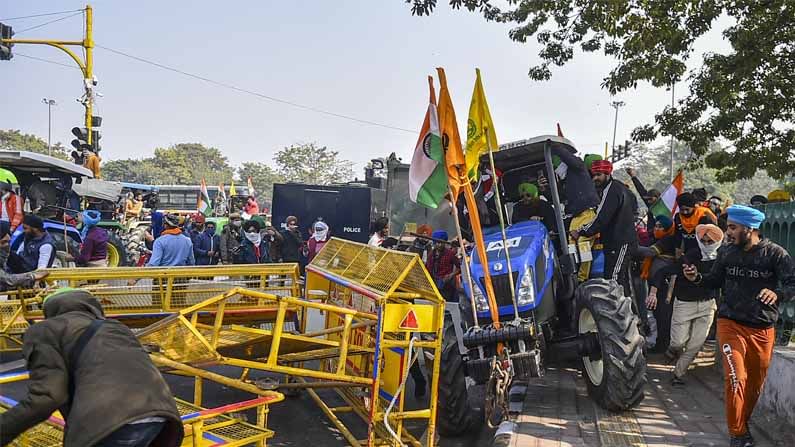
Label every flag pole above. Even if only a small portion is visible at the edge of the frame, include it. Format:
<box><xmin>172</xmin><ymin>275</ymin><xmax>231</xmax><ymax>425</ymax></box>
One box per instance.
<box><xmin>447</xmin><ymin>185</ymin><xmax>482</xmax><ymax>329</ymax></box>
<box><xmin>484</xmin><ymin>128</ymin><xmax>520</xmax><ymax>321</ymax></box>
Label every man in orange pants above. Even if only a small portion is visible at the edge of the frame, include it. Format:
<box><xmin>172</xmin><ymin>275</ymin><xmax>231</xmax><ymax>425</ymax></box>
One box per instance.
<box><xmin>684</xmin><ymin>205</ymin><xmax>795</xmax><ymax>447</ymax></box>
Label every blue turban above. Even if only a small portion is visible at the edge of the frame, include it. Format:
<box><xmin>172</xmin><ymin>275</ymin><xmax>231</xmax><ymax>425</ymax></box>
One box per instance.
<box><xmin>80</xmin><ymin>210</ymin><xmax>102</xmax><ymax>240</ymax></box>
<box><xmin>655</xmin><ymin>215</ymin><xmax>673</xmax><ymax>230</ymax></box>
<box><xmin>432</xmin><ymin>230</ymin><xmax>448</xmax><ymax>241</ymax></box>
<box><xmin>726</xmin><ymin>205</ymin><xmax>765</xmax><ymax>229</ymax></box>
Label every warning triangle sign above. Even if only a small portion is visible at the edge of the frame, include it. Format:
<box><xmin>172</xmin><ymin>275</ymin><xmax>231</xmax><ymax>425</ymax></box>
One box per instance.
<box><xmin>399</xmin><ymin>309</ymin><xmax>419</xmax><ymax>330</ymax></box>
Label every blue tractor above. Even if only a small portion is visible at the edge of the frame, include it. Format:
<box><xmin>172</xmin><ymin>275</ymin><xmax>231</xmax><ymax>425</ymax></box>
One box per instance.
<box><xmin>436</xmin><ymin>136</ymin><xmax>646</xmax><ymax>434</ymax></box>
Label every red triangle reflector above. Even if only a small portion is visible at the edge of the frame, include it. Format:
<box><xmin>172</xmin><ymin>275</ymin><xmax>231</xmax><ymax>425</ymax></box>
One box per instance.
<box><xmin>399</xmin><ymin>309</ymin><xmax>419</xmax><ymax>330</ymax></box>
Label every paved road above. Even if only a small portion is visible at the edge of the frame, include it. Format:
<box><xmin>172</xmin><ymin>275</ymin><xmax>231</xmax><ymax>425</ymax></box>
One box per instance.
<box><xmin>502</xmin><ymin>343</ymin><xmax>795</xmax><ymax>447</ymax></box>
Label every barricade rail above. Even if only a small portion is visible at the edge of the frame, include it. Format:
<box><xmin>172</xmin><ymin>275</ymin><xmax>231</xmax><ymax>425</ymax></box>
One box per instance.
<box><xmin>0</xmin><ymin>264</ymin><xmax>301</xmax><ymax>352</ymax></box>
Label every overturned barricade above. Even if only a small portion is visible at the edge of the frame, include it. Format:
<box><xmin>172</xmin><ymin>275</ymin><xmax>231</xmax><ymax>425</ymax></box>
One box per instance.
<box><xmin>138</xmin><ymin>238</ymin><xmax>445</xmax><ymax>446</ymax></box>
<box><xmin>0</xmin><ymin>371</ymin><xmax>282</xmax><ymax>447</ymax></box>
<box><xmin>0</xmin><ymin>264</ymin><xmax>300</xmax><ymax>352</ymax></box>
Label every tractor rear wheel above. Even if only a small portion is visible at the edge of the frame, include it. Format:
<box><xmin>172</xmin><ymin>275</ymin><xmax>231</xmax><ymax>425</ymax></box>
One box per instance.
<box><xmin>436</xmin><ymin>314</ymin><xmax>475</xmax><ymax>436</ymax></box>
<box><xmin>106</xmin><ymin>231</ymin><xmax>130</xmax><ymax>267</ymax></box>
<box><xmin>576</xmin><ymin>279</ymin><xmax>646</xmax><ymax>411</ymax></box>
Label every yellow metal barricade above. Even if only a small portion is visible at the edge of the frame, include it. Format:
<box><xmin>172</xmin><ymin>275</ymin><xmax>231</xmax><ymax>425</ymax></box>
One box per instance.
<box><xmin>0</xmin><ymin>264</ymin><xmax>300</xmax><ymax>352</ymax></box>
<box><xmin>137</xmin><ymin>238</ymin><xmax>445</xmax><ymax>447</ymax></box>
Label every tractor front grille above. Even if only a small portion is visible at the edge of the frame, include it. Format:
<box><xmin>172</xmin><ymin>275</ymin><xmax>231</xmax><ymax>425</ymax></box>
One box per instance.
<box><xmin>480</xmin><ymin>272</ymin><xmax>519</xmax><ymax>308</ymax></box>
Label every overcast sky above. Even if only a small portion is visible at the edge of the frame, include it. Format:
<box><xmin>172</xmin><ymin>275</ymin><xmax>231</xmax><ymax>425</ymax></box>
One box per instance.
<box><xmin>2</xmin><ymin>1</ymin><xmax>727</xmax><ymax>176</ymax></box>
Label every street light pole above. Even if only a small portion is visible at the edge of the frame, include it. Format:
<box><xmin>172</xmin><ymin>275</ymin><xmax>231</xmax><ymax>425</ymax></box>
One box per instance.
<box><xmin>669</xmin><ymin>84</ymin><xmax>676</xmax><ymax>181</ymax></box>
<box><xmin>610</xmin><ymin>100</ymin><xmax>625</xmax><ymax>154</ymax></box>
<box><xmin>42</xmin><ymin>98</ymin><xmax>56</xmax><ymax>156</ymax></box>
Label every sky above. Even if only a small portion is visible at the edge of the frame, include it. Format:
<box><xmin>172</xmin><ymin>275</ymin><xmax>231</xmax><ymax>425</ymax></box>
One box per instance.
<box><xmin>2</xmin><ymin>1</ymin><xmax>728</xmax><ymax>177</ymax></box>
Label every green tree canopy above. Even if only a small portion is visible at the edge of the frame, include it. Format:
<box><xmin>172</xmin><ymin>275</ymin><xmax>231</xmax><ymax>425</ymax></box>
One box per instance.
<box><xmin>238</xmin><ymin>162</ymin><xmax>284</xmax><ymax>201</ymax></box>
<box><xmin>0</xmin><ymin>129</ymin><xmax>69</xmax><ymax>161</ymax></box>
<box><xmin>274</xmin><ymin>143</ymin><xmax>354</xmax><ymax>185</ymax></box>
<box><xmin>409</xmin><ymin>1</ymin><xmax>795</xmax><ymax>181</ymax></box>
<box><xmin>103</xmin><ymin>143</ymin><xmax>235</xmax><ymax>184</ymax></box>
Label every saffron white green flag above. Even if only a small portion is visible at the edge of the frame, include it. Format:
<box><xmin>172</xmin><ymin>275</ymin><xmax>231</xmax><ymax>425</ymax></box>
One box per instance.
<box><xmin>198</xmin><ymin>178</ymin><xmax>213</xmax><ymax>216</ymax></box>
<box><xmin>650</xmin><ymin>170</ymin><xmax>685</xmax><ymax>218</ymax></box>
<box><xmin>409</xmin><ymin>76</ymin><xmax>447</xmax><ymax>208</ymax></box>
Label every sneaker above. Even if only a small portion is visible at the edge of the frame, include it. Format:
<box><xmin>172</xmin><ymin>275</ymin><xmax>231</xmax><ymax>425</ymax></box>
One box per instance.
<box><xmin>729</xmin><ymin>435</ymin><xmax>754</xmax><ymax>447</ymax></box>
<box><xmin>742</xmin><ymin>428</ymin><xmax>755</xmax><ymax>446</ymax></box>
<box><xmin>671</xmin><ymin>375</ymin><xmax>686</xmax><ymax>386</ymax></box>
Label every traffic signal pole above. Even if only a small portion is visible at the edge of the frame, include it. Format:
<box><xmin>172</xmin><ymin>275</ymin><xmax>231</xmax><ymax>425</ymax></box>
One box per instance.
<box><xmin>1</xmin><ymin>5</ymin><xmax>95</xmax><ymax>145</ymax></box>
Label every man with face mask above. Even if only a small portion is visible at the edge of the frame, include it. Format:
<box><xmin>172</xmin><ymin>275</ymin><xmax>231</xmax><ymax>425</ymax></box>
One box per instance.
<box><xmin>220</xmin><ymin>213</ymin><xmax>244</xmax><ymax>265</ymax></box>
<box><xmin>307</xmin><ymin>221</ymin><xmax>330</xmax><ymax>263</ymax></box>
<box><xmin>237</xmin><ymin>220</ymin><xmax>270</xmax><ymax>264</ymax></box>
<box><xmin>194</xmin><ymin>221</ymin><xmax>220</xmax><ymax>265</ymax></box>
<box><xmin>650</xmin><ymin>224</ymin><xmax>723</xmax><ymax>385</ymax></box>
<box><xmin>280</xmin><ymin>216</ymin><xmax>304</xmax><ymax>263</ymax></box>
<box><xmin>0</xmin><ymin>222</ymin><xmax>48</xmax><ymax>291</ymax></box>
<box><xmin>674</xmin><ymin>192</ymin><xmax>717</xmax><ymax>256</ymax></box>
<box><xmin>572</xmin><ymin>160</ymin><xmax>638</xmax><ymax>296</ymax></box>
<box><xmin>0</xmin><ymin>169</ymin><xmax>23</xmax><ymax>232</ymax></box>
<box><xmin>684</xmin><ymin>206</ymin><xmax>795</xmax><ymax>447</ymax></box>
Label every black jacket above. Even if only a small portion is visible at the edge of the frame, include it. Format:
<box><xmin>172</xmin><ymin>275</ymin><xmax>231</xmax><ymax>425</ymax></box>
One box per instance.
<box><xmin>550</xmin><ymin>146</ymin><xmax>600</xmax><ymax>217</ymax></box>
<box><xmin>0</xmin><ymin>290</ymin><xmax>183</xmax><ymax>447</ymax></box>
<box><xmin>653</xmin><ymin>248</ymin><xmax>718</xmax><ymax>301</ymax></box>
<box><xmin>279</xmin><ymin>228</ymin><xmax>304</xmax><ymax>262</ymax></box>
<box><xmin>698</xmin><ymin>239</ymin><xmax>795</xmax><ymax>328</ymax></box>
<box><xmin>580</xmin><ymin>178</ymin><xmax>638</xmax><ymax>248</ymax></box>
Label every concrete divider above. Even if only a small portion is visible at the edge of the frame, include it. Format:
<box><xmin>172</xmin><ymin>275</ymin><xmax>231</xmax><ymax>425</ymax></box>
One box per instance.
<box><xmin>757</xmin><ymin>347</ymin><xmax>795</xmax><ymax>425</ymax></box>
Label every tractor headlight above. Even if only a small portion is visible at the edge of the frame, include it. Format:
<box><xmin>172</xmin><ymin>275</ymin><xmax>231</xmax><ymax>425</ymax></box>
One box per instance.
<box><xmin>517</xmin><ymin>267</ymin><xmax>535</xmax><ymax>306</ymax></box>
<box><xmin>472</xmin><ymin>283</ymin><xmax>489</xmax><ymax>313</ymax></box>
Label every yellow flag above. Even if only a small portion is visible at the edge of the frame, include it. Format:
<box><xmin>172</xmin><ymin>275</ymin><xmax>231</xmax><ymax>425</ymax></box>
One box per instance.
<box><xmin>229</xmin><ymin>181</ymin><xmax>237</xmax><ymax>196</ymax></box>
<box><xmin>464</xmin><ymin>68</ymin><xmax>499</xmax><ymax>181</ymax></box>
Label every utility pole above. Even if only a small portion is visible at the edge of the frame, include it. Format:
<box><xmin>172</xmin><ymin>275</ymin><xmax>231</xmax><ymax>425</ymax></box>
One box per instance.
<box><xmin>610</xmin><ymin>101</ymin><xmax>625</xmax><ymax>153</ymax></box>
<box><xmin>42</xmin><ymin>98</ymin><xmax>56</xmax><ymax>156</ymax></box>
<box><xmin>669</xmin><ymin>84</ymin><xmax>676</xmax><ymax>181</ymax></box>
<box><xmin>1</xmin><ymin>5</ymin><xmax>97</xmax><ymax>147</ymax></box>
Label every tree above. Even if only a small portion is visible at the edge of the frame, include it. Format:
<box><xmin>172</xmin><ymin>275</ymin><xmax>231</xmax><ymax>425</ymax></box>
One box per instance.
<box><xmin>238</xmin><ymin>162</ymin><xmax>284</xmax><ymax>202</ymax></box>
<box><xmin>409</xmin><ymin>1</ymin><xmax>795</xmax><ymax>181</ymax></box>
<box><xmin>273</xmin><ymin>143</ymin><xmax>354</xmax><ymax>185</ymax></box>
<box><xmin>0</xmin><ymin>129</ymin><xmax>70</xmax><ymax>161</ymax></box>
<box><xmin>616</xmin><ymin>142</ymin><xmax>784</xmax><ymax>205</ymax></box>
<box><xmin>103</xmin><ymin>143</ymin><xmax>235</xmax><ymax>185</ymax></box>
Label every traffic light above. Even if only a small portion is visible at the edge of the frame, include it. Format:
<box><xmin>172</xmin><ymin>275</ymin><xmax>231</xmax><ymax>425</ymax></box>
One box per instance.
<box><xmin>71</xmin><ymin>127</ymin><xmax>91</xmax><ymax>152</ymax></box>
<box><xmin>0</xmin><ymin>23</ymin><xmax>13</xmax><ymax>61</ymax></box>
<box><xmin>71</xmin><ymin>126</ymin><xmax>101</xmax><ymax>153</ymax></box>
<box><xmin>610</xmin><ymin>140</ymin><xmax>632</xmax><ymax>163</ymax></box>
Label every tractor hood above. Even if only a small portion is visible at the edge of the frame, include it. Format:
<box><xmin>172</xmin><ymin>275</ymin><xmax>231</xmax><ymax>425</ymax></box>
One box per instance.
<box><xmin>465</xmin><ymin>220</ymin><xmax>555</xmax><ymax>318</ymax></box>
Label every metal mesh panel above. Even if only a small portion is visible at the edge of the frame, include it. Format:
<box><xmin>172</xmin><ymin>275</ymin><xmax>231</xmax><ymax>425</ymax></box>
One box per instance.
<box><xmin>138</xmin><ymin>317</ymin><xmax>217</xmax><ymax>364</ymax></box>
<box><xmin>310</xmin><ymin>238</ymin><xmax>443</xmax><ymax>303</ymax></box>
<box><xmin>0</xmin><ymin>301</ymin><xmax>28</xmax><ymax>334</ymax></box>
<box><xmin>0</xmin><ymin>406</ymin><xmax>62</xmax><ymax>447</ymax></box>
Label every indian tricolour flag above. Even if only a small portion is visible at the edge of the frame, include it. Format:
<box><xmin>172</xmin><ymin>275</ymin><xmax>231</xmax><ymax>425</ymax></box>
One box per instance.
<box><xmin>650</xmin><ymin>170</ymin><xmax>685</xmax><ymax>218</ymax></box>
<box><xmin>409</xmin><ymin>76</ymin><xmax>447</xmax><ymax>208</ymax></box>
<box><xmin>198</xmin><ymin>178</ymin><xmax>213</xmax><ymax>216</ymax></box>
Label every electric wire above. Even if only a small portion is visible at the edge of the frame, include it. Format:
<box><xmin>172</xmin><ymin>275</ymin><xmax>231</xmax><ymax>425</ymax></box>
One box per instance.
<box><xmin>0</xmin><ymin>10</ymin><xmax>83</xmax><ymax>21</ymax></box>
<box><xmin>96</xmin><ymin>44</ymin><xmax>416</xmax><ymax>134</ymax></box>
<box><xmin>14</xmin><ymin>11</ymin><xmax>84</xmax><ymax>35</ymax></box>
<box><xmin>15</xmin><ymin>52</ymin><xmax>79</xmax><ymax>69</ymax></box>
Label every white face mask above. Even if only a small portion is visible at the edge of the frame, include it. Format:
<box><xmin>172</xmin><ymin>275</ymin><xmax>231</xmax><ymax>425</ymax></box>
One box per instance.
<box><xmin>245</xmin><ymin>231</ymin><xmax>261</xmax><ymax>245</ymax></box>
<box><xmin>697</xmin><ymin>238</ymin><xmax>720</xmax><ymax>261</ymax></box>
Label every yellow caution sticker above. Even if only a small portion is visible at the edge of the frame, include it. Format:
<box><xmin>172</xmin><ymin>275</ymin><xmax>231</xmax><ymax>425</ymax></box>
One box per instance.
<box><xmin>383</xmin><ymin>303</ymin><xmax>435</xmax><ymax>333</ymax></box>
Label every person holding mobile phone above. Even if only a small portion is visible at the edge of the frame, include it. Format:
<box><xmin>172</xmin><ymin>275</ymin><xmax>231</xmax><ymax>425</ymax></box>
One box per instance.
<box><xmin>683</xmin><ymin>205</ymin><xmax>795</xmax><ymax>447</ymax></box>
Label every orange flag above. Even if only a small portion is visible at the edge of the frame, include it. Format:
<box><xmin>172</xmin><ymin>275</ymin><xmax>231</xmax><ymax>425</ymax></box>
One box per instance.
<box><xmin>436</xmin><ymin>67</ymin><xmax>501</xmax><ymax>328</ymax></box>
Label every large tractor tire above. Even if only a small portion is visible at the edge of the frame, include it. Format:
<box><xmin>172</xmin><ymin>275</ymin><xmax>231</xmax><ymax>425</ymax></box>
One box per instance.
<box><xmin>576</xmin><ymin>279</ymin><xmax>646</xmax><ymax>411</ymax></box>
<box><xmin>106</xmin><ymin>231</ymin><xmax>130</xmax><ymax>267</ymax></box>
<box><xmin>436</xmin><ymin>314</ymin><xmax>475</xmax><ymax>436</ymax></box>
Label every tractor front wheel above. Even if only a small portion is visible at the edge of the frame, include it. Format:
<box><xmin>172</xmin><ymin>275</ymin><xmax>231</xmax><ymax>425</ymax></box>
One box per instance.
<box><xmin>576</xmin><ymin>279</ymin><xmax>646</xmax><ymax>411</ymax></box>
<box><xmin>436</xmin><ymin>313</ymin><xmax>475</xmax><ymax>436</ymax></box>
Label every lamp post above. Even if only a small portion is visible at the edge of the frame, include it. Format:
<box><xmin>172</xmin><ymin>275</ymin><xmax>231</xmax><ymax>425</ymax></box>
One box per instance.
<box><xmin>610</xmin><ymin>100</ymin><xmax>625</xmax><ymax>154</ymax></box>
<box><xmin>42</xmin><ymin>98</ymin><xmax>56</xmax><ymax>156</ymax></box>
